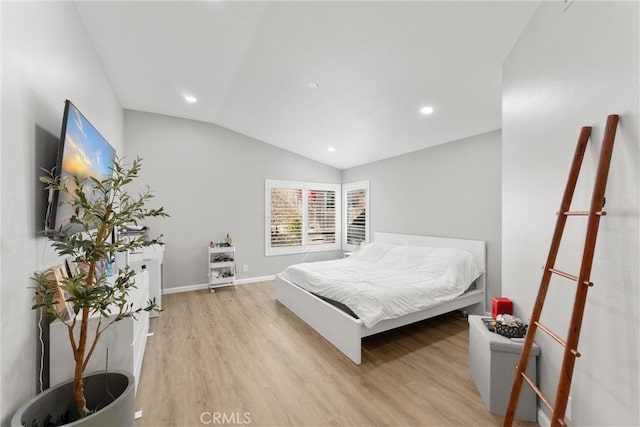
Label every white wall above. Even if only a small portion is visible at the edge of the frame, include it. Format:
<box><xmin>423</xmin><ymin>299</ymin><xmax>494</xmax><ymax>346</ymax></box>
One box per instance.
<box><xmin>503</xmin><ymin>2</ymin><xmax>638</xmax><ymax>425</ymax></box>
<box><xmin>342</xmin><ymin>130</ymin><xmax>502</xmax><ymax>309</ymax></box>
<box><xmin>0</xmin><ymin>2</ymin><xmax>122</xmax><ymax>424</ymax></box>
<box><xmin>0</xmin><ymin>0</ymin><xmax>4</xmax><ymax>421</ymax></box>
<box><xmin>123</xmin><ymin>110</ymin><xmax>343</xmax><ymax>290</ymax></box>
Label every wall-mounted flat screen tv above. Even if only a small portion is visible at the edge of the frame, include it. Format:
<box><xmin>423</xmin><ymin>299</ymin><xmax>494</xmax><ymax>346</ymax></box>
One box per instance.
<box><xmin>46</xmin><ymin>100</ymin><xmax>116</xmax><ymax>237</ymax></box>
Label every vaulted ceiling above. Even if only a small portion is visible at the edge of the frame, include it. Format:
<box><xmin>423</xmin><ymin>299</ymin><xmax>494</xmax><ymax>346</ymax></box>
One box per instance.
<box><xmin>76</xmin><ymin>1</ymin><xmax>539</xmax><ymax>169</ymax></box>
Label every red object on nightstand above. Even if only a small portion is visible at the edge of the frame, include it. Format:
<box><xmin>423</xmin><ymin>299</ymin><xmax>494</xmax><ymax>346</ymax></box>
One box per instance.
<box><xmin>492</xmin><ymin>297</ymin><xmax>513</xmax><ymax>318</ymax></box>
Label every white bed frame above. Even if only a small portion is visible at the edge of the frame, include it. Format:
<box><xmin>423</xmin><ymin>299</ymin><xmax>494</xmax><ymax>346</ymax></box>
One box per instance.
<box><xmin>275</xmin><ymin>232</ymin><xmax>486</xmax><ymax>364</ymax></box>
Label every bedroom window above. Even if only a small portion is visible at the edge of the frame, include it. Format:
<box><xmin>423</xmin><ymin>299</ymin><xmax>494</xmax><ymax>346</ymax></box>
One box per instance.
<box><xmin>307</xmin><ymin>189</ymin><xmax>337</xmax><ymax>245</ymax></box>
<box><xmin>342</xmin><ymin>181</ymin><xmax>369</xmax><ymax>251</ymax></box>
<box><xmin>265</xmin><ymin>180</ymin><xmax>341</xmax><ymax>256</ymax></box>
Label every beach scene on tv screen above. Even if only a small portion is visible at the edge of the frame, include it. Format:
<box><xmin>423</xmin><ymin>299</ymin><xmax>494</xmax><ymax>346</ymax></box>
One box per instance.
<box><xmin>55</xmin><ymin>103</ymin><xmax>115</xmax><ymax>230</ymax></box>
<box><xmin>62</xmin><ymin>104</ymin><xmax>114</xmax><ymax>178</ymax></box>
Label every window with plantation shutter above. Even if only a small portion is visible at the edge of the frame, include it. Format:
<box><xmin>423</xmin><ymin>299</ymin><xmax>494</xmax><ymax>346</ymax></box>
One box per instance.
<box><xmin>265</xmin><ymin>180</ymin><xmax>341</xmax><ymax>256</ymax></box>
<box><xmin>269</xmin><ymin>187</ymin><xmax>303</xmax><ymax>248</ymax></box>
<box><xmin>307</xmin><ymin>189</ymin><xmax>336</xmax><ymax>245</ymax></box>
<box><xmin>343</xmin><ymin>181</ymin><xmax>369</xmax><ymax>251</ymax></box>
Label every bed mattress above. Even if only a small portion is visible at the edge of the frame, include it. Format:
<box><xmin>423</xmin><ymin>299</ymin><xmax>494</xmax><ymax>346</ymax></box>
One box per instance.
<box><xmin>277</xmin><ymin>242</ymin><xmax>483</xmax><ymax>328</ymax></box>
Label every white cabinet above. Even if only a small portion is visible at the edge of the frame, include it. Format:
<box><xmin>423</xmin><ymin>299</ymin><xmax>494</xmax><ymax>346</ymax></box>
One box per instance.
<box><xmin>49</xmin><ymin>271</ymin><xmax>150</xmax><ymax>394</ymax></box>
<box><xmin>208</xmin><ymin>246</ymin><xmax>236</xmax><ymax>292</ymax></box>
<box><xmin>129</xmin><ymin>244</ymin><xmax>165</xmax><ymax>318</ymax></box>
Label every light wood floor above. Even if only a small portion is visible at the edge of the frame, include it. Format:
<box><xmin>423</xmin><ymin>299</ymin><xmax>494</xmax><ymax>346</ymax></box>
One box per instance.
<box><xmin>135</xmin><ymin>282</ymin><xmax>537</xmax><ymax>427</ymax></box>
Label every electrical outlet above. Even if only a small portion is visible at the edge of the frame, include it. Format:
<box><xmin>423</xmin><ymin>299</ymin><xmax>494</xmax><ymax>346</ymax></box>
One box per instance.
<box><xmin>566</xmin><ymin>396</ymin><xmax>573</xmax><ymax>422</ymax></box>
<box><xmin>243</xmin><ymin>264</ymin><xmax>249</xmax><ymax>272</ymax></box>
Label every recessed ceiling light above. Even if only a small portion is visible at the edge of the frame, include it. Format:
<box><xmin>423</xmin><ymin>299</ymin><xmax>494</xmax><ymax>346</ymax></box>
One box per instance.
<box><xmin>307</xmin><ymin>81</ymin><xmax>320</xmax><ymax>89</ymax></box>
<box><xmin>328</xmin><ymin>147</ymin><xmax>336</xmax><ymax>152</ymax></box>
<box><xmin>420</xmin><ymin>106</ymin><xmax>435</xmax><ymax>115</ymax></box>
<box><xmin>184</xmin><ymin>95</ymin><xmax>198</xmax><ymax>103</ymax></box>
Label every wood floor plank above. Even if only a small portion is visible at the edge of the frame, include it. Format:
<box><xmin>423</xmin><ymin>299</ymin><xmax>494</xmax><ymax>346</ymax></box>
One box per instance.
<box><xmin>135</xmin><ymin>282</ymin><xmax>538</xmax><ymax>427</ymax></box>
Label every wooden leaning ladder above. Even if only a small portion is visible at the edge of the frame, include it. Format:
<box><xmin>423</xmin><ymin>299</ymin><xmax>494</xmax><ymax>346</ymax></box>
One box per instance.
<box><xmin>503</xmin><ymin>115</ymin><xmax>620</xmax><ymax>427</ymax></box>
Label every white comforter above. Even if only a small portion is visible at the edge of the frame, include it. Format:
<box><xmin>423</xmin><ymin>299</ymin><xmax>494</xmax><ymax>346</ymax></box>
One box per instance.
<box><xmin>277</xmin><ymin>242</ymin><xmax>483</xmax><ymax>328</ymax></box>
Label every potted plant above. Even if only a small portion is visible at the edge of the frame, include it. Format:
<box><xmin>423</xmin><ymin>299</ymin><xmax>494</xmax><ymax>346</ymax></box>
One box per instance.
<box><xmin>13</xmin><ymin>157</ymin><xmax>168</xmax><ymax>426</ymax></box>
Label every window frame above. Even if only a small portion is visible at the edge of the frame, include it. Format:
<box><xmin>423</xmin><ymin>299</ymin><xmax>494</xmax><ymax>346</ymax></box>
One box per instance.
<box><xmin>342</xmin><ymin>180</ymin><xmax>370</xmax><ymax>252</ymax></box>
<box><xmin>265</xmin><ymin>179</ymin><xmax>341</xmax><ymax>256</ymax></box>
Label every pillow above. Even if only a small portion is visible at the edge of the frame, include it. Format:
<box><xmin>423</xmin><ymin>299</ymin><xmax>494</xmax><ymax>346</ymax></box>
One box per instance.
<box><xmin>352</xmin><ymin>241</ymin><xmax>397</xmax><ymax>262</ymax></box>
<box><xmin>418</xmin><ymin>247</ymin><xmax>483</xmax><ymax>289</ymax></box>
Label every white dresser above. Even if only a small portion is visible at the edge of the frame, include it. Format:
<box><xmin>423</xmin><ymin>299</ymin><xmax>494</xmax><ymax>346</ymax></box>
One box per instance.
<box><xmin>128</xmin><ymin>244</ymin><xmax>165</xmax><ymax>317</ymax></box>
<box><xmin>48</xmin><ymin>270</ymin><xmax>150</xmax><ymax>394</ymax></box>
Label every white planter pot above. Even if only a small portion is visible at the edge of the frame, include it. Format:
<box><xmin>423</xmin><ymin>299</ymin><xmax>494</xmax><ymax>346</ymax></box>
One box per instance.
<box><xmin>12</xmin><ymin>370</ymin><xmax>135</xmax><ymax>427</ymax></box>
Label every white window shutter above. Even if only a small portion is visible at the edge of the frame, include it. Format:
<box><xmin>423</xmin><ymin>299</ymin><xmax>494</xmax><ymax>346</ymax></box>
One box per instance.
<box><xmin>307</xmin><ymin>189</ymin><xmax>337</xmax><ymax>245</ymax></box>
<box><xmin>269</xmin><ymin>187</ymin><xmax>303</xmax><ymax>248</ymax></box>
<box><xmin>342</xmin><ymin>181</ymin><xmax>369</xmax><ymax>251</ymax></box>
<box><xmin>346</xmin><ymin>188</ymin><xmax>367</xmax><ymax>245</ymax></box>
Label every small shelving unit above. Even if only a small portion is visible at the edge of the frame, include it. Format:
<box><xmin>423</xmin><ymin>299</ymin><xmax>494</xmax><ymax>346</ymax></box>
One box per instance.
<box><xmin>208</xmin><ymin>245</ymin><xmax>236</xmax><ymax>292</ymax></box>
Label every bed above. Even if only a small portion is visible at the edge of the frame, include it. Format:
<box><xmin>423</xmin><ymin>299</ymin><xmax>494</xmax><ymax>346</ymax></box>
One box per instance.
<box><xmin>275</xmin><ymin>232</ymin><xmax>486</xmax><ymax>364</ymax></box>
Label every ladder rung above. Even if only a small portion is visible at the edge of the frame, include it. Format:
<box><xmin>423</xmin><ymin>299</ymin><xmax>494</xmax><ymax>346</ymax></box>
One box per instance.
<box><xmin>520</xmin><ymin>371</ymin><xmax>553</xmax><ymax>412</ymax></box>
<box><xmin>520</xmin><ymin>373</ymin><xmax>568</xmax><ymax>426</ymax></box>
<box><xmin>549</xmin><ymin>268</ymin><xmax>577</xmax><ymax>281</ymax></box>
<box><xmin>534</xmin><ymin>321</ymin><xmax>581</xmax><ymax>357</ymax></box>
<box><xmin>548</xmin><ymin>268</ymin><xmax>593</xmax><ymax>286</ymax></box>
<box><xmin>556</xmin><ymin>210</ymin><xmax>606</xmax><ymax>216</ymax></box>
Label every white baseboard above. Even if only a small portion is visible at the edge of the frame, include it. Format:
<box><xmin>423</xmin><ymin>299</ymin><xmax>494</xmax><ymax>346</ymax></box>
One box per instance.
<box><xmin>162</xmin><ymin>275</ymin><xmax>276</xmax><ymax>295</ymax></box>
<box><xmin>163</xmin><ymin>283</ymin><xmax>209</xmax><ymax>295</ymax></box>
<box><xmin>537</xmin><ymin>406</ymin><xmax>550</xmax><ymax>427</ymax></box>
<box><xmin>235</xmin><ymin>275</ymin><xmax>275</xmax><ymax>285</ymax></box>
